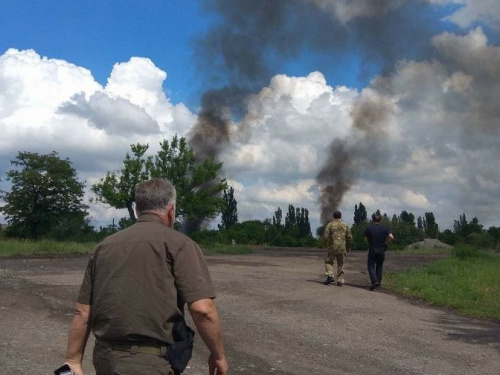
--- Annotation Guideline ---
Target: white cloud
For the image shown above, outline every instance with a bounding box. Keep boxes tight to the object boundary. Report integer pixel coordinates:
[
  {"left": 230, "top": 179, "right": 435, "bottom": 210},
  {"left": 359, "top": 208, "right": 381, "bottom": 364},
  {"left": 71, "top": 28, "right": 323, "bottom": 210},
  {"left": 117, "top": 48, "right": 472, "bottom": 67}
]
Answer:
[
  {"left": 0, "top": 49, "right": 196, "bottom": 226},
  {"left": 2, "top": 31, "right": 500, "bottom": 233}
]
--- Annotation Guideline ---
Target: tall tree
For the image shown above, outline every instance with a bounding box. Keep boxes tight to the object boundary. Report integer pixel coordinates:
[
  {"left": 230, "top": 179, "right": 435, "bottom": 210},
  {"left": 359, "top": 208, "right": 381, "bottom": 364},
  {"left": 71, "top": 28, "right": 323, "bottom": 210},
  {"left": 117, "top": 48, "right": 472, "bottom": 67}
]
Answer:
[
  {"left": 424, "top": 212, "right": 439, "bottom": 238},
  {"left": 353, "top": 202, "right": 367, "bottom": 226},
  {"left": 92, "top": 135, "right": 227, "bottom": 226},
  {"left": 219, "top": 186, "right": 238, "bottom": 229},
  {"left": 400, "top": 210, "right": 415, "bottom": 226},
  {"left": 1, "top": 151, "right": 87, "bottom": 240},
  {"left": 285, "top": 204, "right": 297, "bottom": 234},
  {"left": 273, "top": 207, "right": 283, "bottom": 230}
]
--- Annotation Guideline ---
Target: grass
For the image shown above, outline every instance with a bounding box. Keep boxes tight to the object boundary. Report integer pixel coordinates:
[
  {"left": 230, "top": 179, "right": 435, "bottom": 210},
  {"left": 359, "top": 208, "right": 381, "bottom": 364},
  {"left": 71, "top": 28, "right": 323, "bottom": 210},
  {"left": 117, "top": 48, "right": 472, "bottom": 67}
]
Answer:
[
  {"left": 385, "top": 245, "right": 500, "bottom": 320},
  {"left": 0, "top": 239, "right": 95, "bottom": 257},
  {"left": 0, "top": 239, "right": 253, "bottom": 257}
]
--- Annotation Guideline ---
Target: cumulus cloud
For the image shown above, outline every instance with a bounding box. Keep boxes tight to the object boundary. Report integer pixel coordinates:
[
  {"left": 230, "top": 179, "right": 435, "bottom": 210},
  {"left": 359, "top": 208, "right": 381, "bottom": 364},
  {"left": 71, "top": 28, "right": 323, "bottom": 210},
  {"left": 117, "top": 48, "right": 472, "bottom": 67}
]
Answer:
[{"left": 0, "top": 48, "right": 196, "bottom": 225}]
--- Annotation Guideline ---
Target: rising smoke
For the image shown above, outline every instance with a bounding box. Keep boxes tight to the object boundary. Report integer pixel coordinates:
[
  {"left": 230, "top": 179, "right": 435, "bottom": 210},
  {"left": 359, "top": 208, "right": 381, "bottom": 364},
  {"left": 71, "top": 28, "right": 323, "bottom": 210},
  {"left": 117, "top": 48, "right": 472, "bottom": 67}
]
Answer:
[{"left": 189, "top": 0, "right": 484, "bottom": 228}]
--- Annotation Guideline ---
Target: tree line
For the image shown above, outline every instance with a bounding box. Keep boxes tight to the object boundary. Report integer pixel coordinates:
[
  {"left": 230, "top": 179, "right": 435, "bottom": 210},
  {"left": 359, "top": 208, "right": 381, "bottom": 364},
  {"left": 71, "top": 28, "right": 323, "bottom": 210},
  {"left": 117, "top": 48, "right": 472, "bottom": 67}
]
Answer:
[{"left": 1, "top": 135, "right": 499, "bottom": 250}]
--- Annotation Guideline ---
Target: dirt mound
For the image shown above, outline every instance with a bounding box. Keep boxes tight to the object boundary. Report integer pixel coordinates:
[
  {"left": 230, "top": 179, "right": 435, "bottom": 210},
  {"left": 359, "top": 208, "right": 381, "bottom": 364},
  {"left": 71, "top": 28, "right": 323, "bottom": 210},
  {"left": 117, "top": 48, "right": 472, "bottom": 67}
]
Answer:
[{"left": 406, "top": 238, "right": 453, "bottom": 249}]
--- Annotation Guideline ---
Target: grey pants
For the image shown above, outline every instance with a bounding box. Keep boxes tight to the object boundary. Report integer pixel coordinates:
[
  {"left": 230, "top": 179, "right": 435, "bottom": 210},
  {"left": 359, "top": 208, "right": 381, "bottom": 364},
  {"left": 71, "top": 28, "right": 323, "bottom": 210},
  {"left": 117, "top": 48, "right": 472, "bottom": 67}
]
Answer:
[{"left": 93, "top": 342, "right": 174, "bottom": 375}]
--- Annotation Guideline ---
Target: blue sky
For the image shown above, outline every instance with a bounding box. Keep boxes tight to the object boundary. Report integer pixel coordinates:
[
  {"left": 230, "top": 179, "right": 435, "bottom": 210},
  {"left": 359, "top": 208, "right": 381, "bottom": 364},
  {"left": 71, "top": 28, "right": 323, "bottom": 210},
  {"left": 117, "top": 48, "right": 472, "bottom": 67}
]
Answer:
[
  {"left": 1, "top": 0, "right": 500, "bottom": 231},
  {"left": 0, "top": 1, "right": 210, "bottom": 106}
]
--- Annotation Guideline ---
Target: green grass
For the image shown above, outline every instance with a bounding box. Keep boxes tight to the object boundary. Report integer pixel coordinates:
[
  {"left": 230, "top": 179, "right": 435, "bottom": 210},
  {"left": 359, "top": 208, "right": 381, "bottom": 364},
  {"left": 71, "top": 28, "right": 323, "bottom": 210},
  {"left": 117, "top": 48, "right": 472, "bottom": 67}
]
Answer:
[
  {"left": 385, "top": 247, "right": 500, "bottom": 320},
  {"left": 201, "top": 243, "right": 253, "bottom": 255},
  {"left": 0, "top": 239, "right": 95, "bottom": 257}
]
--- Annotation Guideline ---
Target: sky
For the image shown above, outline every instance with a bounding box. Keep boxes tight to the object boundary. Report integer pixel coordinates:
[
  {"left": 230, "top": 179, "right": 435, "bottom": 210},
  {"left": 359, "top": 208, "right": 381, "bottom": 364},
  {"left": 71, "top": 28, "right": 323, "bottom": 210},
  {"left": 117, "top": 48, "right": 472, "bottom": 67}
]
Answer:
[{"left": 1, "top": 0, "right": 500, "bottom": 233}]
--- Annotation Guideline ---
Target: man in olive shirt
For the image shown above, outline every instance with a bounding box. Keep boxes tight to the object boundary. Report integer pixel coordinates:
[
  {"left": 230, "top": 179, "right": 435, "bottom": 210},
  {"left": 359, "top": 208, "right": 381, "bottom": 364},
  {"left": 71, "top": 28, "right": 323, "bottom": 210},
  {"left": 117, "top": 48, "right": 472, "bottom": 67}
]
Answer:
[
  {"left": 62, "top": 178, "right": 228, "bottom": 375},
  {"left": 322, "top": 210, "right": 353, "bottom": 286}
]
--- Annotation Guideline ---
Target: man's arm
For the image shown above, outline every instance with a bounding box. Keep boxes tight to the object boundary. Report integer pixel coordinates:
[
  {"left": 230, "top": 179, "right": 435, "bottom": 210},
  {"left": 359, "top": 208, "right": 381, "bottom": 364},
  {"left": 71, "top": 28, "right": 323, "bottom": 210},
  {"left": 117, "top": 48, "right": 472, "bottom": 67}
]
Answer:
[
  {"left": 64, "top": 303, "right": 92, "bottom": 375},
  {"left": 387, "top": 233, "right": 395, "bottom": 242},
  {"left": 188, "top": 298, "right": 228, "bottom": 375}
]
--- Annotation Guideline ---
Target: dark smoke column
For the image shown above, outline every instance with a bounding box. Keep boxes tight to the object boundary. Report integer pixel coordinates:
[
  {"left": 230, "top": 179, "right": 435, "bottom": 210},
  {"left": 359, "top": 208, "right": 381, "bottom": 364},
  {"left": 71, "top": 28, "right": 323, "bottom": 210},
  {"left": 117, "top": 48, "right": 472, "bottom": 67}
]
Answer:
[
  {"left": 317, "top": 92, "right": 394, "bottom": 225},
  {"left": 317, "top": 140, "right": 353, "bottom": 225}
]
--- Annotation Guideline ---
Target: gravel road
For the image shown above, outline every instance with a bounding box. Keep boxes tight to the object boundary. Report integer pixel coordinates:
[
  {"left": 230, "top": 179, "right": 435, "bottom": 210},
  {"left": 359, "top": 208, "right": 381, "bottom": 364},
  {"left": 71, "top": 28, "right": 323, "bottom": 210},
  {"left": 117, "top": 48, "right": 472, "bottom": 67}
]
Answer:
[{"left": 1, "top": 248, "right": 499, "bottom": 375}]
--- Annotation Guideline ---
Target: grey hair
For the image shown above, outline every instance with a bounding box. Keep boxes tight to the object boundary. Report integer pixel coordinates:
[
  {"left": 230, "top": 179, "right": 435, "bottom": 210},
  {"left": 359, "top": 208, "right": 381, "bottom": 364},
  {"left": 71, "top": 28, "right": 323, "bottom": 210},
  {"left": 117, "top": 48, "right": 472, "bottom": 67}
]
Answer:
[{"left": 135, "top": 178, "right": 176, "bottom": 216}]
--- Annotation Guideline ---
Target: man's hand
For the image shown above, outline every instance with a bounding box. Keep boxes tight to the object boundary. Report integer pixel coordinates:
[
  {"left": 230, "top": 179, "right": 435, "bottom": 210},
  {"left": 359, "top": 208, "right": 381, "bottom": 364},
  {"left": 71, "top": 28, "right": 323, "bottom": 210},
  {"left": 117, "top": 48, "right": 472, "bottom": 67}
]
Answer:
[
  {"left": 208, "top": 353, "right": 228, "bottom": 375},
  {"left": 64, "top": 361, "right": 83, "bottom": 375}
]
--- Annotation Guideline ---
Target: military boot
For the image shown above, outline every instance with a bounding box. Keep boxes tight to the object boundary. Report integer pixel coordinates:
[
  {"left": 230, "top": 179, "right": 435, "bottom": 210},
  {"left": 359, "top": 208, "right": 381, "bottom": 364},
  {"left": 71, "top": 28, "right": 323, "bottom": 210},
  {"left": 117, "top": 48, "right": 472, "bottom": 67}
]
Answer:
[{"left": 323, "top": 276, "right": 334, "bottom": 285}]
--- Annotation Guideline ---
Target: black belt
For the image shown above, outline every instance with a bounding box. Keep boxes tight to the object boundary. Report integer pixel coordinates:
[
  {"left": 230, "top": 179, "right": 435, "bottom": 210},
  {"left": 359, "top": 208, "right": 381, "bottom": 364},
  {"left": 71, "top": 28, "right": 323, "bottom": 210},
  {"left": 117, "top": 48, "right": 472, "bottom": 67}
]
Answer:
[{"left": 96, "top": 338, "right": 168, "bottom": 356}]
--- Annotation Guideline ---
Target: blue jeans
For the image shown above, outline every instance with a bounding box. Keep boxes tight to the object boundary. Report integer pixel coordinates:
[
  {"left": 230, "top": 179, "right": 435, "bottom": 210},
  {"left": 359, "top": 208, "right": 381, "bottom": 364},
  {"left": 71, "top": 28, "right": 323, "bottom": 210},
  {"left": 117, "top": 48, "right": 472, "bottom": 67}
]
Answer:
[{"left": 367, "top": 250, "right": 385, "bottom": 285}]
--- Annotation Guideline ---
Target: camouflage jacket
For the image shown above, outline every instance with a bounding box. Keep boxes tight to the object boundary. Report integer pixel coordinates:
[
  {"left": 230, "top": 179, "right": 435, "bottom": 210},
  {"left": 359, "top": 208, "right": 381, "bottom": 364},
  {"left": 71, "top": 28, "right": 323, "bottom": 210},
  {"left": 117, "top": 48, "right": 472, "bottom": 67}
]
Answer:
[{"left": 323, "top": 219, "right": 353, "bottom": 254}]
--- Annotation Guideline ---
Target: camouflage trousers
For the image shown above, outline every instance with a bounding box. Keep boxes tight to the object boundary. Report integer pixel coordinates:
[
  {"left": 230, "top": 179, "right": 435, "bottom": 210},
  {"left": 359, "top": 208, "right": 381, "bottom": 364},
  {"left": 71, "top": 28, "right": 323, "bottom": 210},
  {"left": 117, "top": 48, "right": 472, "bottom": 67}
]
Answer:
[{"left": 325, "top": 250, "right": 345, "bottom": 283}]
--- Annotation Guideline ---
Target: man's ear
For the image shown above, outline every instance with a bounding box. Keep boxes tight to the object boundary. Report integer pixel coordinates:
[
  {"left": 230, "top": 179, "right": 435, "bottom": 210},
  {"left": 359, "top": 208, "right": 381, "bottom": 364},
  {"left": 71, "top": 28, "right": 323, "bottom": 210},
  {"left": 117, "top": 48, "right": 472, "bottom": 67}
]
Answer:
[{"left": 167, "top": 203, "right": 176, "bottom": 227}]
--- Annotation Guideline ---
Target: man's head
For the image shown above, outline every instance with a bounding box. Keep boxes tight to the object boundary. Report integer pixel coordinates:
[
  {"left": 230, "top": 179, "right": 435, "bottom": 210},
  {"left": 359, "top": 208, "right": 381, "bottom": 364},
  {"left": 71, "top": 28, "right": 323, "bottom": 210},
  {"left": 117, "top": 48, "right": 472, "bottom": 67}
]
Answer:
[
  {"left": 135, "top": 179, "right": 177, "bottom": 227},
  {"left": 372, "top": 213, "right": 382, "bottom": 223},
  {"left": 333, "top": 211, "right": 342, "bottom": 219}
]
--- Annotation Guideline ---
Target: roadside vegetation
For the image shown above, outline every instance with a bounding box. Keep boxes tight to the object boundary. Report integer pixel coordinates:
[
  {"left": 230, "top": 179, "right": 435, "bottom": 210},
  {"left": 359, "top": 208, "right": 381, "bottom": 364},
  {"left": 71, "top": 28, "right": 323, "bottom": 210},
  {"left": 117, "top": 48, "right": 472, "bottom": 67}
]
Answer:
[
  {"left": 0, "top": 238, "right": 251, "bottom": 257},
  {"left": 385, "top": 244, "right": 500, "bottom": 320},
  {"left": 0, "top": 239, "right": 94, "bottom": 257}
]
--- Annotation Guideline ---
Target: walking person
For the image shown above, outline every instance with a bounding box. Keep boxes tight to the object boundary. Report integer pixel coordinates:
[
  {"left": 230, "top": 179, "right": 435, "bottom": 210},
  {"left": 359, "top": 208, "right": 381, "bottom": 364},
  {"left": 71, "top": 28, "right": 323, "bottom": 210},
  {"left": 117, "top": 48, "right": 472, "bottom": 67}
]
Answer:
[
  {"left": 322, "top": 210, "right": 353, "bottom": 286},
  {"left": 364, "top": 213, "right": 394, "bottom": 290},
  {"left": 60, "top": 178, "right": 228, "bottom": 375}
]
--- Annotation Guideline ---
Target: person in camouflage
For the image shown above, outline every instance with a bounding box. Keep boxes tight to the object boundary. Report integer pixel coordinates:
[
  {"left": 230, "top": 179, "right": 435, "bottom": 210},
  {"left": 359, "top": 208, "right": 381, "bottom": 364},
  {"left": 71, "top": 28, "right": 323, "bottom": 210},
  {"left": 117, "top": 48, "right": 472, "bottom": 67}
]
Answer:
[{"left": 322, "top": 211, "right": 353, "bottom": 286}]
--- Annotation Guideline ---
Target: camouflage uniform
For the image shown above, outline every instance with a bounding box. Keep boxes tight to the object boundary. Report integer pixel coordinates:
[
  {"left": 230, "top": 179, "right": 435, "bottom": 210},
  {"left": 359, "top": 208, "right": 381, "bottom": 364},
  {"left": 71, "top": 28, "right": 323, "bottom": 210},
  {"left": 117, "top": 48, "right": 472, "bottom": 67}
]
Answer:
[{"left": 323, "top": 219, "right": 353, "bottom": 284}]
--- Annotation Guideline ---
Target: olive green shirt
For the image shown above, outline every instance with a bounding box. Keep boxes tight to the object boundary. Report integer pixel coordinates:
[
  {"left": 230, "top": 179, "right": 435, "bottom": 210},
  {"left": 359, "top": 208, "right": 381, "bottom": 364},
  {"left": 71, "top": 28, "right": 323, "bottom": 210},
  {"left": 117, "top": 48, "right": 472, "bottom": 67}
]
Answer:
[
  {"left": 323, "top": 219, "right": 353, "bottom": 254},
  {"left": 78, "top": 214, "right": 215, "bottom": 344}
]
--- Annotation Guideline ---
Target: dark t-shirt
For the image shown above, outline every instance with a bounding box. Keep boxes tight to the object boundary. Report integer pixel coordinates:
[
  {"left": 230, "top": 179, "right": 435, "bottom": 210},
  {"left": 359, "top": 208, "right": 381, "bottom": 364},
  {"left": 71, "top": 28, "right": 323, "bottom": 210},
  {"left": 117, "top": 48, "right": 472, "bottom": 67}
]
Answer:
[
  {"left": 364, "top": 223, "right": 390, "bottom": 252},
  {"left": 78, "top": 214, "right": 215, "bottom": 344}
]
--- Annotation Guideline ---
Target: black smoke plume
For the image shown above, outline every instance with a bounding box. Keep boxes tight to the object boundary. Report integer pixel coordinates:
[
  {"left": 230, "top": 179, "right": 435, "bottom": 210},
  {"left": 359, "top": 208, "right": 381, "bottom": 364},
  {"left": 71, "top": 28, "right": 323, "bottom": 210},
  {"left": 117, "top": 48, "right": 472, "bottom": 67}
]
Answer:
[{"left": 189, "top": 0, "right": 439, "bottom": 228}]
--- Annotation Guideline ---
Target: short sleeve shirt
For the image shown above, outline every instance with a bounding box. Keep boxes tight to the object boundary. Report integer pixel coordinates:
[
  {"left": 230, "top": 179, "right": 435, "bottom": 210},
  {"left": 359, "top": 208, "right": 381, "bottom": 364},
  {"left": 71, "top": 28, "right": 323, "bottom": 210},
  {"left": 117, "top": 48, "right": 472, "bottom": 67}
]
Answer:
[
  {"left": 78, "top": 214, "right": 215, "bottom": 344},
  {"left": 364, "top": 223, "right": 390, "bottom": 252}
]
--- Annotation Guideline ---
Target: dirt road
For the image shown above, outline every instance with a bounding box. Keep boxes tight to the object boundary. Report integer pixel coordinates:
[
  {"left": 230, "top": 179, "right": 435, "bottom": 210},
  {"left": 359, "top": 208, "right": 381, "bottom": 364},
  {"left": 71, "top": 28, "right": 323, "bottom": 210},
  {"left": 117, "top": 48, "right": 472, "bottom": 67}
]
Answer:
[{"left": 1, "top": 249, "right": 499, "bottom": 375}]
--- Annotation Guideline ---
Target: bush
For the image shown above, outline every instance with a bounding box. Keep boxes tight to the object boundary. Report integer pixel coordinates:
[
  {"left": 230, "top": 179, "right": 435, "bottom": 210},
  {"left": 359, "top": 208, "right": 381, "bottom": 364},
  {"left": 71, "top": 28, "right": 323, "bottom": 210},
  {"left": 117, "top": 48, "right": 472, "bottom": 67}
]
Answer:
[{"left": 452, "top": 243, "right": 480, "bottom": 259}]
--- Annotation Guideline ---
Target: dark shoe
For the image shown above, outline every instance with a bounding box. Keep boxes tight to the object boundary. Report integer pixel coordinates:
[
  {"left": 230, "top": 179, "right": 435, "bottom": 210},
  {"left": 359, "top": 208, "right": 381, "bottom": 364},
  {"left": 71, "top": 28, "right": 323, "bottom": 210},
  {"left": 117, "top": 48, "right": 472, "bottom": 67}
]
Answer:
[
  {"left": 369, "top": 283, "right": 380, "bottom": 291},
  {"left": 323, "top": 276, "right": 334, "bottom": 285},
  {"left": 336, "top": 282, "right": 343, "bottom": 287}
]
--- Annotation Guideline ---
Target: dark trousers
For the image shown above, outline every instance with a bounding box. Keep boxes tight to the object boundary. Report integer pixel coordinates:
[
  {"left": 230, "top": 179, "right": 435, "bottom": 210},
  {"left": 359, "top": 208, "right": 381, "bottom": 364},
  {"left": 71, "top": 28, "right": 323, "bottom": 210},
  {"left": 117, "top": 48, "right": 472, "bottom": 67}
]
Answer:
[{"left": 367, "top": 251, "right": 385, "bottom": 286}]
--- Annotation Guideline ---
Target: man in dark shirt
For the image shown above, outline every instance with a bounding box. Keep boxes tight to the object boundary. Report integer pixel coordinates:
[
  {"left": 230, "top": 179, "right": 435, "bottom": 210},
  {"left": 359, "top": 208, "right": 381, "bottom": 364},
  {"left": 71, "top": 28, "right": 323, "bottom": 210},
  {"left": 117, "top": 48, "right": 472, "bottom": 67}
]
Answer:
[
  {"left": 62, "top": 178, "right": 228, "bottom": 375},
  {"left": 364, "top": 213, "right": 394, "bottom": 290}
]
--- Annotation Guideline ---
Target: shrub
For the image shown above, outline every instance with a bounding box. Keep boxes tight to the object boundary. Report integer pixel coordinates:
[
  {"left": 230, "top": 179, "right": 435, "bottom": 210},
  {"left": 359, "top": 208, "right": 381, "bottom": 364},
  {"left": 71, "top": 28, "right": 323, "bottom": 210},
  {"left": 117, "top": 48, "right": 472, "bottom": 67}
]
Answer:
[{"left": 452, "top": 243, "right": 480, "bottom": 259}]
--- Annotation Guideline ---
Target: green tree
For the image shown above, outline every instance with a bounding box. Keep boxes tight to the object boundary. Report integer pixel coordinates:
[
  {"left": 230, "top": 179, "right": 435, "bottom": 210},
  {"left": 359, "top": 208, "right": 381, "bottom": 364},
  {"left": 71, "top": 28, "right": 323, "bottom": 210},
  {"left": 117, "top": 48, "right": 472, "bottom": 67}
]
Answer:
[
  {"left": 353, "top": 202, "right": 367, "bottom": 226},
  {"left": 92, "top": 135, "right": 227, "bottom": 227},
  {"left": 91, "top": 143, "right": 150, "bottom": 221},
  {"left": 400, "top": 210, "right": 415, "bottom": 226},
  {"left": 219, "top": 186, "right": 238, "bottom": 229},
  {"left": 1, "top": 151, "right": 88, "bottom": 240},
  {"left": 424, "top": 212, "right": 439, "bottom": 238},
  {"left": 284, "top": 204, "right": 296, "bottom": 234},
  {"left": 273, "top": 207, "right": 283, "bottom": 230}
]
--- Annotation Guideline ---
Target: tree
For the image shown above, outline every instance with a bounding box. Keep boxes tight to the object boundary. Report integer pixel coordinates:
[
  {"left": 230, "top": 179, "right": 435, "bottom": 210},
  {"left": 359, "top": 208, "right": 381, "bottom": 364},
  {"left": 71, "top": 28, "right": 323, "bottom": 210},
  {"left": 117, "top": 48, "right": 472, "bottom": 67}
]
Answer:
[
  {"left": 424, "top": 212, "right": 438, "bottom": 238},
  {"left": 453, "top": 213, "right": 482, "bottom": 239},
  {"left": 400, "top": 210, "right": 415, "bottom": 226},
  {"left": 273, "top": 207, "right": 283, "bottom": 229},
  {"left": 1, "top": 151, "right": 88, "bottom": 240},
  {"left": 219, "top": 186, "right": 238, "bottom": 229},
  {"left": 91, "top": 144, "right": 150, "bottom": 220},
  {"left": 353, "top": 202, "right": 368, "bottom": 226},
  {"left": 284, "top": 204, "right": 297, "bottom": 235},
  {"left": 92, "top": 135, "right": 227, "bottom": 228}
]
